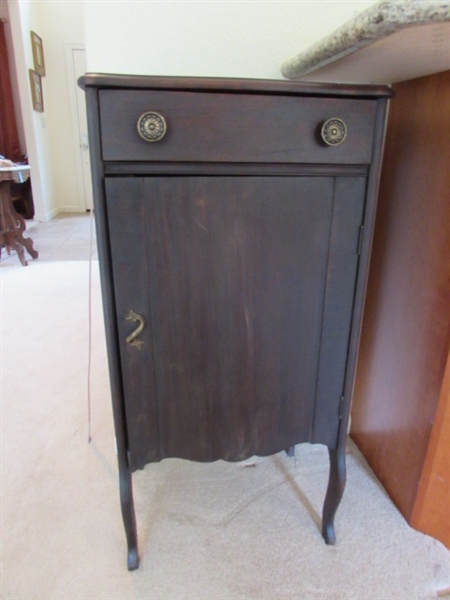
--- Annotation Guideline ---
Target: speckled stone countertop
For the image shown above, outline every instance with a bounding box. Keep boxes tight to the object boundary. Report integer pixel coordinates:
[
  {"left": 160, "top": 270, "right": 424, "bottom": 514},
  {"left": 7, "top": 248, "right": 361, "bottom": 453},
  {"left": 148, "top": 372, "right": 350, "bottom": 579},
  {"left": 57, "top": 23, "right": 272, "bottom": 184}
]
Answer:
[{"left": 282, "top": 0, "right": 450, "bottom": 80}]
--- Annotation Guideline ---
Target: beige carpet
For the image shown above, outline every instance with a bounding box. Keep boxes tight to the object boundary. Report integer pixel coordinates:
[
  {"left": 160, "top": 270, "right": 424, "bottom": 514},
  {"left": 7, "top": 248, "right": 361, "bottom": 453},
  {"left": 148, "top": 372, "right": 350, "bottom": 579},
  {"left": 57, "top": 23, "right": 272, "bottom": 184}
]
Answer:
[{"left": 1, "top": 259, "right": 449, "bottom": 600}]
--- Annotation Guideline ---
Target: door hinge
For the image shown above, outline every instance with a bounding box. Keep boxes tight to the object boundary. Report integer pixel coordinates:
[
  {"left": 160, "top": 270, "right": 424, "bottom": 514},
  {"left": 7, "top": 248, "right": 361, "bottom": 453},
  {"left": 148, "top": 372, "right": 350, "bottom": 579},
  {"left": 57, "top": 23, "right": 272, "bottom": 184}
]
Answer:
[
  {"left": 357, "top": 225, "right": 365, "bottom": 256},
  {"left": 338, "top": 395, "right": 345, "bottom": 420}
]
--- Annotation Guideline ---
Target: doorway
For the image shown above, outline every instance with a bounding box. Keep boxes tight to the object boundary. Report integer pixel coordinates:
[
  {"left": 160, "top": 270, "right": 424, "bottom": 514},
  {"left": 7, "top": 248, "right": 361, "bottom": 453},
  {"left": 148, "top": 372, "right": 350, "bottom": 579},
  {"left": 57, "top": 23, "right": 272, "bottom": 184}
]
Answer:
[{"left": 66, "top": 45, "right": 93, "bottom": 211}]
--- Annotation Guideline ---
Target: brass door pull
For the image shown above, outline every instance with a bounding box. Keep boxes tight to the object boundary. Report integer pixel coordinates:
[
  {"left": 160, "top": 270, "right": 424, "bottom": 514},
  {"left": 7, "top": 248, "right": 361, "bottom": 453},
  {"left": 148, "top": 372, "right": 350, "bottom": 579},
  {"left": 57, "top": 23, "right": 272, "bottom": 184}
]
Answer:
[{"left": 126, "top": 310, "right": 145, "bottom": 350}]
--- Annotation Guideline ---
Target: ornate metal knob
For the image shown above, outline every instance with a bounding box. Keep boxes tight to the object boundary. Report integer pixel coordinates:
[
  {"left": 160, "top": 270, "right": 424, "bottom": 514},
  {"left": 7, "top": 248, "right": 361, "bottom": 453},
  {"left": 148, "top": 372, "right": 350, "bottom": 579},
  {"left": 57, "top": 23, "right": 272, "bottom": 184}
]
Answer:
[
  {"left": 321, "top": 118, "right": 347, "bottom": 146},
  {"left": 137, "top": 111, "right": 167, "bottom": 142}
]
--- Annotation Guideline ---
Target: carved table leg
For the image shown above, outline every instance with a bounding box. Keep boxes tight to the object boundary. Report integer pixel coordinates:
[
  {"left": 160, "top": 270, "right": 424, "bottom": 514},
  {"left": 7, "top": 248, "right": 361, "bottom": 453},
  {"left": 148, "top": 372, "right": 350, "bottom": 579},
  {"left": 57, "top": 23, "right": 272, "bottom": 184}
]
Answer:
[
  {"left": 0, "top": 181, "right": 38, "bottom": 266},
  {"left": 15, "top": 211, "right": 38, "bottom": 260},
  {"left": 7, "top": 236, "right": 28, "bottom": 266},
  {"left": 322, "top": 445, "right": 346, "bottom": 545},
  {"left": 118, "top": 466, "right": 139, "bottom": 570}
]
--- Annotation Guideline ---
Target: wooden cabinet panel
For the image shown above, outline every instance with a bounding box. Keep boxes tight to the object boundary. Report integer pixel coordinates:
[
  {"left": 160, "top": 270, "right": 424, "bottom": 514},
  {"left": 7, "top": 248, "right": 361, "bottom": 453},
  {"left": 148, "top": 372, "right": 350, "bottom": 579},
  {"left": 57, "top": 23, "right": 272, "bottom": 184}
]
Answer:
[
  {"left": 411, "top": 351, "right": 450, "bottom": 548},
  {"left": 107, "top": 176, "right": 365, "bottom": 468},
  {"left": 313, "top": 177, "right": 365, "bottom": 445},
  {"left": 351, "top": 70, "right": 450, "bottom": 548},
  {"left": 105, "top": 177, "right": 161, "bottom": 465}
]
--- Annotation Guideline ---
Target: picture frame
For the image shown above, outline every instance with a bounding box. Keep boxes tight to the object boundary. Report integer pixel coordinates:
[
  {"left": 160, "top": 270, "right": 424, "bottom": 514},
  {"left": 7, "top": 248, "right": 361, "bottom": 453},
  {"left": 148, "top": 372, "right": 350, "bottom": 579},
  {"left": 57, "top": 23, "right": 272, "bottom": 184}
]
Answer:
[
  {"left": 29, "top": 70, "right": 44, "bottom": 113},
  {"left": 30, "top": 31, "right": 45, "bottom": 76}
]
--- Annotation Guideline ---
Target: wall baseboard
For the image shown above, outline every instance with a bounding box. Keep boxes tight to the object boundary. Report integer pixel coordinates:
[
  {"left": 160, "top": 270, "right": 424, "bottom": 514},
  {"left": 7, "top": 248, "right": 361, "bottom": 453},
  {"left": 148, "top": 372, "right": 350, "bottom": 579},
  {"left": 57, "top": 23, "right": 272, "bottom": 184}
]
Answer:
[{"left": 33, "top": 206, "right": 60, "bottom": 223}]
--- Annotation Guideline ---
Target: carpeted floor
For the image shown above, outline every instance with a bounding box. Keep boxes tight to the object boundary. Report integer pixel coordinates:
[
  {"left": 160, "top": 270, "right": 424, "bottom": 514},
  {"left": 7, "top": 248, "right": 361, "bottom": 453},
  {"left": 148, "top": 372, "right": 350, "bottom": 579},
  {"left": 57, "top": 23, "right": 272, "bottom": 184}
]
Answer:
[{"left": 1, "top": 259, "right": 449, "bottom": 600}]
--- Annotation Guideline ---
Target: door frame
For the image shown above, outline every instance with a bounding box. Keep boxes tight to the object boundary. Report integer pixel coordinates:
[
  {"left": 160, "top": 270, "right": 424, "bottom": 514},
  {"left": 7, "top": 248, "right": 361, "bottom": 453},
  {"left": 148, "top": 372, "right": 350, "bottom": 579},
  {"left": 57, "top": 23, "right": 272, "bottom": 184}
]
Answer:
[{"left": 65, "top": 43, "right": 92, "bottom": 211}]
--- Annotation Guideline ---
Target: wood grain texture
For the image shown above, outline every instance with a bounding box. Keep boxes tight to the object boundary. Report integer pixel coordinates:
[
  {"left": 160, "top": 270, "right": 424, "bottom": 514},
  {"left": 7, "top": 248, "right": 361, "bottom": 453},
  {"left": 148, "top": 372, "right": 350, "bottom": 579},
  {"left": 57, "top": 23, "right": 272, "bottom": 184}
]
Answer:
[
  {"left": 411, "top": 350, "right": 450, "bottom": 548},
  {"left": 79, "top": 72, "right": 393, "bottom": 99},
  {"left": 99, "top": 90, "right": 377, "bottom": 164},
  {"left": 351, "top": 71, "right": 450, "bottom": 523},
  {"left": 80, "top": 74, "right": 391, "bottom": 565},
  {"left": 106, "top": 177, "right": 161, "bottom": 469},
  {"left": 148, "top": 176, "right": 332, "bottom": 461},
  {"left": 85, "top": 88, "right": 140, "bottom": 568},
  {"left": 106, "top": 176, "right": 366, "bottom": 466},
  {"left": 104, "top": 162, "right": 369, "bottom": 178},
  {"left": 312, "top": 177, "right": 365, "bottom": 447}
]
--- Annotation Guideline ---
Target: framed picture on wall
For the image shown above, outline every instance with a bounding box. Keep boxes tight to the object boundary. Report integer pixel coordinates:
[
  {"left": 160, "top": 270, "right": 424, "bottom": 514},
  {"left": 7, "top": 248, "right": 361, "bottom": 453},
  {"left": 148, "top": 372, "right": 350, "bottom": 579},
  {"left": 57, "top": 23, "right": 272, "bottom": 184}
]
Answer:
[
  {"left": 30, "top": 31, "right": 45, "bottom": 76},
  {"left": 29, "top": 70, "right": 44, "bottom": 112}
]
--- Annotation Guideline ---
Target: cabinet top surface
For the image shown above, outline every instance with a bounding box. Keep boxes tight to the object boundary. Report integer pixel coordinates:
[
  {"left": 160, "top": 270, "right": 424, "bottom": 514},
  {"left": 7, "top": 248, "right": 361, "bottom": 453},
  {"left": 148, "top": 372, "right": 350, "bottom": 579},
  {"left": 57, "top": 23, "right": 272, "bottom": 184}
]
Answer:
[{"left": 78, "top": 73, "right": 393, "bottom": 99}]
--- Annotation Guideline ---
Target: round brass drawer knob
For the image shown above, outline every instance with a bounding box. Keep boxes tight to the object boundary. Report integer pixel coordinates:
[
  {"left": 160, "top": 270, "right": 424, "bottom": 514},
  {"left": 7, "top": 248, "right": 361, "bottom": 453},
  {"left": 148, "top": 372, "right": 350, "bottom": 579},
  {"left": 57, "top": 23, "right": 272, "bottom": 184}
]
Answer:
[
  {"left": 137, "top": 111, "right": 167, "bottom": 142},
  {"left": 321, "top": 118, "right": 347, "bottom": 146}
]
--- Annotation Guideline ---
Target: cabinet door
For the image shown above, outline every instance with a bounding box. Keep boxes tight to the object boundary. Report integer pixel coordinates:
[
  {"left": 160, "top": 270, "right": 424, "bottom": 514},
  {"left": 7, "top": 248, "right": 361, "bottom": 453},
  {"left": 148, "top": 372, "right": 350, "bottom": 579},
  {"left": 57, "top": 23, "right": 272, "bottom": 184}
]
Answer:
[{"left": 106, "top": 176, "right": 365, "bottom": 469}]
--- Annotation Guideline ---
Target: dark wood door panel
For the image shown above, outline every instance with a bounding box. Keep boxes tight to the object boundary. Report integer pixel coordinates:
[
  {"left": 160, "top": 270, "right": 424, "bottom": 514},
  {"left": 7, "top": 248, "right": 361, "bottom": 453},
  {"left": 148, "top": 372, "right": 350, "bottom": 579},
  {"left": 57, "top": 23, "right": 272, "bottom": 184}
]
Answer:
[
  {"left": 312, "top": 177, "right": 366, "bottom": 447},
  {"left": 143, "top": 177, "right": 334, "bottom": 462},
  {"left": 105, "top": 177, "right": 160, "bottom": 469},
  {"left": 106, "top": 175, "right": 365, "bottom": 467}
]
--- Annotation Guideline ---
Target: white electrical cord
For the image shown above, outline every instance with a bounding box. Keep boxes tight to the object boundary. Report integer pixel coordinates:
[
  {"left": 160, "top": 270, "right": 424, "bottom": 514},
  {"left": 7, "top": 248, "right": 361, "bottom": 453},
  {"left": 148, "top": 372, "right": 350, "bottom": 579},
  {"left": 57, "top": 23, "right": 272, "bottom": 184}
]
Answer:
[{"left": 87, "top": 207, "right": 95, "bottom": 443}]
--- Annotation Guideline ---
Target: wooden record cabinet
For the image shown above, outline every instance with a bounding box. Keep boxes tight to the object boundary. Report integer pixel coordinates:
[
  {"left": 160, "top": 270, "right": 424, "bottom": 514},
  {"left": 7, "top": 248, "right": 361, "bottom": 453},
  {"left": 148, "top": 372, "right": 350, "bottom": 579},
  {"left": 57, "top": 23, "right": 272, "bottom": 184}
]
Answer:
[{"left": 79, "top": 74, "right": 391, "bottom": 569}]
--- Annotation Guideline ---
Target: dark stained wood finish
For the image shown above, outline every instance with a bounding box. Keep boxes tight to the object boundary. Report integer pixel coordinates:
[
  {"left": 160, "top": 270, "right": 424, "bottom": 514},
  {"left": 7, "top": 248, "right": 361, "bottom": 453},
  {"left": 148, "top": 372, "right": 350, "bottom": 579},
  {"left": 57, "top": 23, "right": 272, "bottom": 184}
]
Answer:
[
  {"left": 105, "top": 177, "right": 160, "bottom": 469},
  {"left": 312, "top": 177, "right": 365, "bottom": 447},
  {"left": 79, "top": 72, "right": 393, "bottom": 99},
  {"left": 84, "top": 87, "right": 139, "bottom": 570},
  {"left": 106, "top": 176, "right": 365, "bottom": 468},
  {"left": 351, "top": 71, "right": 450, "bottom": 535},
  {"left": 100, "top": 90, "right": 377, "bottom": 164},
  {"left": 146, "top": 176, "right": 331, "bottom": 462},
  {"left": 104, "top": 162, "right": 369, "bottom": 177},
  {"left": 80, "top": 73, "right": 391, "bottom": 568},
  {"left": 322, "top": 446, "right": 346, "bottom": 545}
]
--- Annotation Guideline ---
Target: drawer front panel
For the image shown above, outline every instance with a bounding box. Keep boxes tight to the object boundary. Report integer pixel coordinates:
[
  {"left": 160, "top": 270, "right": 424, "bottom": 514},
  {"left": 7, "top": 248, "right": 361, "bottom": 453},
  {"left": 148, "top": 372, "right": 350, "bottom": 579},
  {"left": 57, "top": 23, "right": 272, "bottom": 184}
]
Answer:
[{"left": 99, "top": 90, "right": 377, "bottom": 164}]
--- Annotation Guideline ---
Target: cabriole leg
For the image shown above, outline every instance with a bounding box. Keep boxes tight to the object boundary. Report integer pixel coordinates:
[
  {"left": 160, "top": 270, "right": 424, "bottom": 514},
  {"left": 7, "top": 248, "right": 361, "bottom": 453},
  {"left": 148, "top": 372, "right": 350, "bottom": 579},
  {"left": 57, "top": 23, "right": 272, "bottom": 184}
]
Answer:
[
  {"left": 285, "top": 445, "right": 296, "bottom": 458},
  {"left": 118, "top": 467, "right": 139, "bottom": 570},
  {"left": 322, "top": 445, "right": 346, "bottom": 545}
]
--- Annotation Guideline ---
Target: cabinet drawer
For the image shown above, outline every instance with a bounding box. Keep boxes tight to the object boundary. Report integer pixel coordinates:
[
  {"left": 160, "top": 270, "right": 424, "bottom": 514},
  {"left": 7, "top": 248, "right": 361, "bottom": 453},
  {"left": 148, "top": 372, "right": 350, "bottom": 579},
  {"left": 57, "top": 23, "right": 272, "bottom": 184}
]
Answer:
[{"left": 99, "top": 90, "right": 377, "bottom": 164}]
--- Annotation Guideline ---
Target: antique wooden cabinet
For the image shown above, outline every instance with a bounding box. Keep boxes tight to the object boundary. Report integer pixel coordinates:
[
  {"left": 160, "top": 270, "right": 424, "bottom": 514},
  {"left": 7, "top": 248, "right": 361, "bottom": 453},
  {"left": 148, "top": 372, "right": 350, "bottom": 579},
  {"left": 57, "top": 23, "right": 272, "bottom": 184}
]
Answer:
[{"left": 79, "top": 74, "right": 391, "bottom": 569}]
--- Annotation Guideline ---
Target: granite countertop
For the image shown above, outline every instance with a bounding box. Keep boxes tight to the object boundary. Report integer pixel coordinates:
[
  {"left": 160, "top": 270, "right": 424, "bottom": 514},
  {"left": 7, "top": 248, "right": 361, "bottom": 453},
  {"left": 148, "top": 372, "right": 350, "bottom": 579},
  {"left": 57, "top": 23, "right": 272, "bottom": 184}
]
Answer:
[{"left": 282, "top": 0, "right": 450, "bottom": 83}]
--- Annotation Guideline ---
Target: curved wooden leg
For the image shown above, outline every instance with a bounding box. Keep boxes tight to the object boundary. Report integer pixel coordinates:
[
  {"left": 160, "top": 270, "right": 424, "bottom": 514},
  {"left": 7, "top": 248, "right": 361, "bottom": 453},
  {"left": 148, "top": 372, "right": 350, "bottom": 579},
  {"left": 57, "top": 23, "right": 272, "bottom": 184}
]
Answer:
[
  {"left": 14, "top": 212, "right": 38, "bottom": 260},
  {"left": 118, "top": 467, "right": 139, "bottom": 570},
  {"left": 322, "top": 445, "right": 346, "bottom": 545},
  {"left": 285, "top": 445, "right": 296, "bottom": 458},
  {"left": 20, "top": 234, "right": 38, "bottom": 260},
  {"left": 10, "top": 239, "right": 28, "bottom": 266}
]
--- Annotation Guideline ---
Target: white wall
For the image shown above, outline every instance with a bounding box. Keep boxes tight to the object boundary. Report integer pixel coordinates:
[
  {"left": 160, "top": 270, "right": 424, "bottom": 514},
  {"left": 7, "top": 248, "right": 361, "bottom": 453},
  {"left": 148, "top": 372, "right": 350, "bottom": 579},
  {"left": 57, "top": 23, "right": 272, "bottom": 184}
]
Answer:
[
  {"left": 83, "top": 0, "right": 376, "bottom": 78},
  {"left": 37, "top": 1, "right": 85, "bottom": 214},
  {"left": 7, "top": 0, "right": 85, "bottom": 220},
  {"left": 8, "top": 0, "right": 57, "bottom": 222},
  {"left": 7, "top": 0, "right": 378, "bottom": 221}
]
